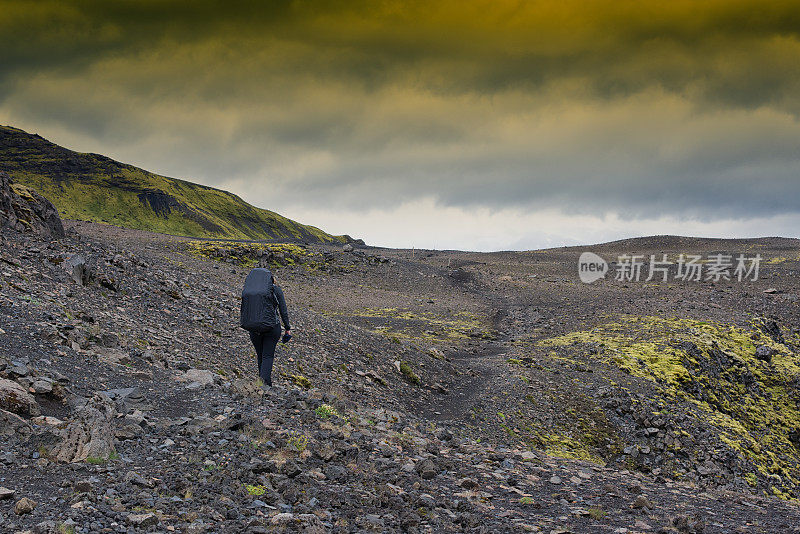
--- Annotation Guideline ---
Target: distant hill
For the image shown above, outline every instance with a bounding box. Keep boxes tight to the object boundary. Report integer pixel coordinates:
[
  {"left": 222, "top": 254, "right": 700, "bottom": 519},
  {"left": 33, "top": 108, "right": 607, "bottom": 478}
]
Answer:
[{"left": 0, "top": 125, "right": 354, "bottom": 244}]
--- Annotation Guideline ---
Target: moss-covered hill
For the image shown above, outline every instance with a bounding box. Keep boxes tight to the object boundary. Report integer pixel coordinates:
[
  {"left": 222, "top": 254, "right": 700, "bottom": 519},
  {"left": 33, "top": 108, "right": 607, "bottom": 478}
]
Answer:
[{"left": 0, "top": 125, "right": 352, "bottom": 243}]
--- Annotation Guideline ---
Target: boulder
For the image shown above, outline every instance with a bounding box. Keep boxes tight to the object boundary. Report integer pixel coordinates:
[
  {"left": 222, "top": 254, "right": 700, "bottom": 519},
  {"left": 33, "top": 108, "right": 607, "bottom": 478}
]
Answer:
[
  {"left": 181, "top": 369, "right": 216, "bottom": 388},
  {"left": 755, "top": 345, "right": 775, "bottom": 363},
  {"left": 415, "top": 458, "right": 438, "bottom": 479},
  {"left": 0, "top": 409, "right": 33, "bottom": 438},
  {"left": 0, "top": 378, "right": 40, "bottom": 416},
  {"left": 758, "top": 319, "right": 784, "bottom": 343},
  {"left": 0, "top": 171, "right": 64, "bottom": 238},
  {"left": 49, "top": 395, "right": 116, "bottom": 463},
  {"left": 31, "top": 379, "right": 53, "bottom": 395},
  {"left": 14, "top": 497, "right": 36, "bottom": 515},
  {"left": 64, "top": 254, "right": 91, "bottom": 286}
]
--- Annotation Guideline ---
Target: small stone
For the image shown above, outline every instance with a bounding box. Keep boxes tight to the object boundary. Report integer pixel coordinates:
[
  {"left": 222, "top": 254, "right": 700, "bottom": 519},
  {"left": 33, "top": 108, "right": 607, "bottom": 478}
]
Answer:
[
  {"left": 31, "top": 415, "right": 63, "bottom": 426},
  {"left": 673, "top": 515, "right": 690, "bottom": 530},
  {"left": 755, "top": 345, "right": 774, "bottom": 362},
  {"left": 271, "top": 512, "right": 294, "bottom": 525},
  {"left": 34, "top": 520, "right": 59, "bottom": 533},
  {"left": 458, "top": 477, "right": 479, "bottom": 489},
  {"left": 73, "top": 480, "right": 94, "bottom": 493},
  {"left": 0, "top": 487, "right": 15, "bottom": 500},
  {"left": 631, "top": 495, "right": 653, "bottom": 509},
  {"left": 125, "top": 471, "right": 155, "bottom": 488},
  {"left": 415, "top": 458, "right": 438, "bottom": 479},
  {"left": 181, "top": 369, "right": 216, "bottom": 387},
  {"left": 549, "top": 475, "right": 562, "bottom": 484},
  {"left": 281, "top": 460, "right": 302, "bottom": 478},
  {"left": 365, "top": 514, "right": 384, "bottom": 527},
  {"left": 100, "top": 332, "right": 120, "bottom": 348},
  {"left": 31, "top": 380, "right": 53, "bottom": 395},
  {"left": 14, "top": 497, "right": 36, "bottom": 515},
  {"left": 127, "top": 513, "right": 159, "bottom": 527}
]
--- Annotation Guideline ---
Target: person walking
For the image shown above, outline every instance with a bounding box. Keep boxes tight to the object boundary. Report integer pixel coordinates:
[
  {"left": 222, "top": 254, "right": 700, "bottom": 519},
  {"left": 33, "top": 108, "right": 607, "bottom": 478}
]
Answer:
[{"left": 240, "top": 268, "right": 291, "bottom": 388}]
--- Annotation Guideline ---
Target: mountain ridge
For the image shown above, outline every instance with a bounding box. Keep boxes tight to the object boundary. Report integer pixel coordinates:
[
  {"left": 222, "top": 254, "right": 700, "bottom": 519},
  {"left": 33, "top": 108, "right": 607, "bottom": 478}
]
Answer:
[{"left": 0, "top": 125, "right": 355, "bottom": 244}]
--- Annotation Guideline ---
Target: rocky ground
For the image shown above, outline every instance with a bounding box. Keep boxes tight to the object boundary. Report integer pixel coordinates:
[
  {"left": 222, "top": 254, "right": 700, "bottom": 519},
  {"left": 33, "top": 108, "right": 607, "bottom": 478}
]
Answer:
[{"left": 2, "top": 176, "right": 800, "bottom": 532}]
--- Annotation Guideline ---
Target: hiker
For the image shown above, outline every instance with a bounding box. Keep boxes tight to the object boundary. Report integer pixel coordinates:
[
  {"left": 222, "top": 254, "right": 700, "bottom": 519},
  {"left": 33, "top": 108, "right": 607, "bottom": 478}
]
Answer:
[{"left": 240, "top": 268, "right": 291, "bottom": 388}]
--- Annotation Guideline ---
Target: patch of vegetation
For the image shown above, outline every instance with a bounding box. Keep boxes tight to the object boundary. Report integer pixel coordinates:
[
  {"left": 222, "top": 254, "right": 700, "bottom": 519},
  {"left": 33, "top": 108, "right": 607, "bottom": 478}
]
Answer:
[
  {"left": 539, "top": 315, "right": 800, "bottom": 497},
  {"left": 766, "top": 254, "right": 800, "bottom": 264},
  {"left": 533, "top": 430, "right": 607, "bottom": 465},
  {"left": 286, "top": 431, "right": 309, "bottom": 452},
  {"left": 497, "top": 391, "right": 620, "bottom": 467},
  {"left": 588, "top": 507, "right": 607, "bottom": 520},
  {"left": 340, "top": 307, "right": 491, "bottom": 342},
  {"left": 284, "top": 373, "right": 312, "bottom": 389},
  {"left": 315, "top": 403, "right": 339, "bottom": 419},
  {"left": 186, "top": 240, "right": 319, "bottom": 268},
  {"left": 245, "top": 484, "right": 267, "bottom": 496},
  {"left": 399, "top": 361, "right": 421, "bottom": 385},
  {"left": 85, "top": 451, "right": 120, "bottom": 465},
  {"left": 242, "top": 421, "right": 274, "bottom": 449}
]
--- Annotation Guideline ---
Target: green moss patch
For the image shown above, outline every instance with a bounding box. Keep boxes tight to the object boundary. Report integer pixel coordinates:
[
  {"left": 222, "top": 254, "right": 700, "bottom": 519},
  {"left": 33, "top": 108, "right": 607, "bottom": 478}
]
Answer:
[
  {"left": 186, "top": 240, "right": 316, "bottom": 268},
  {"left": 539, "top": 315, "right": 800, "bottom": 497},
  {"left": 343, "top": 307, "right": 491, "bottom": 342}
]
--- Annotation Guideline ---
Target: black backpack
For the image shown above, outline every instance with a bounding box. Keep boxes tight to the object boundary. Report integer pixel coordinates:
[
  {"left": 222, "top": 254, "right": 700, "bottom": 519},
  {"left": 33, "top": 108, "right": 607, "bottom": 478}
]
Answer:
[{"left": 240, "top": 268, "right": 279, "bottom": 332}]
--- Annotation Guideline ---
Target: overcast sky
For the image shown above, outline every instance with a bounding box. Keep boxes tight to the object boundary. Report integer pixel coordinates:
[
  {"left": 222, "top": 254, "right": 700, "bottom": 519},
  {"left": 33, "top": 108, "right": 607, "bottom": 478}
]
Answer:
[{"left": 2, "top": 0, "right": 799, "bottom": 250}]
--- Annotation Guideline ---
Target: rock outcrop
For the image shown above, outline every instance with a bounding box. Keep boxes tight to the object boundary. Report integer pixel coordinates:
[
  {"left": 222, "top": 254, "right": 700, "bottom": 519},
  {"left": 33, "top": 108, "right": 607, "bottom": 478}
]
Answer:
[
  {"left": 0, "top": 171, "right": 64, "bottom": 237},
  {"left": 49, "top": 395, "right": 116, "bottom": 463},
  {"left": 0, "top": 378, "right": 40, "bottom": 416}
]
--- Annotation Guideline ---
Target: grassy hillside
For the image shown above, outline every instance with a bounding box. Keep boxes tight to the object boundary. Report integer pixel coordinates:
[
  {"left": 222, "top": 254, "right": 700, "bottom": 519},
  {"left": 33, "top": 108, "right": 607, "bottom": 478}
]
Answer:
[{"left": 0, "top": 125, "right": 352, "bottom": 243}]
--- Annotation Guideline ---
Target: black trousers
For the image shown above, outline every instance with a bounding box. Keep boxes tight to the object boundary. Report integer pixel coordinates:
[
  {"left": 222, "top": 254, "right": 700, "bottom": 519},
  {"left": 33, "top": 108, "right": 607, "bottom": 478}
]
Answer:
[{"left": 249, "top": 327, "right": 282, "bottom": 386}]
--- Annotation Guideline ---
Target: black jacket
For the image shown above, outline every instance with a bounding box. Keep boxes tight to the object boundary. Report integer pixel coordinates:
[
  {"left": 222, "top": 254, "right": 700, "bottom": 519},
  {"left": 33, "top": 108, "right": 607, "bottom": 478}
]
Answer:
[{"left": 274, "top": 285, "right": 291, "bottom": 331}]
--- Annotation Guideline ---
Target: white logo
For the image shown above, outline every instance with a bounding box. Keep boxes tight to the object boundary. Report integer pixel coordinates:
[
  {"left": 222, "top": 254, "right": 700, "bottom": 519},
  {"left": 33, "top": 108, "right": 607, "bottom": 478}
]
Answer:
[{"left": 578, "top": 252, "right": 608, "bottom": 283}]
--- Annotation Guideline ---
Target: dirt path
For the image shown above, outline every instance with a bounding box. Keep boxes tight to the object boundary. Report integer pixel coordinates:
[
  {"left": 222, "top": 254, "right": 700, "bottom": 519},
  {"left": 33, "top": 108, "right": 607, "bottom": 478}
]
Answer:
[
  {"left": 418, "top": 340, "right": 508, "bottom": 421},
  {"left": 417, "top": 298, "right": 515, "bottom": 422}
]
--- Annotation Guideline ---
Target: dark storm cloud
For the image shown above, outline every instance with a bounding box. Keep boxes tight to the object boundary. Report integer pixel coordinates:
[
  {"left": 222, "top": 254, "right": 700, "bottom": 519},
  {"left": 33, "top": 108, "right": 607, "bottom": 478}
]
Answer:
[
  {"left": 4, "top": 0, "right": 800, "bottom": 103},
  {"left": 1, "top": 0, "right": 800, "bottom": 225}
]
